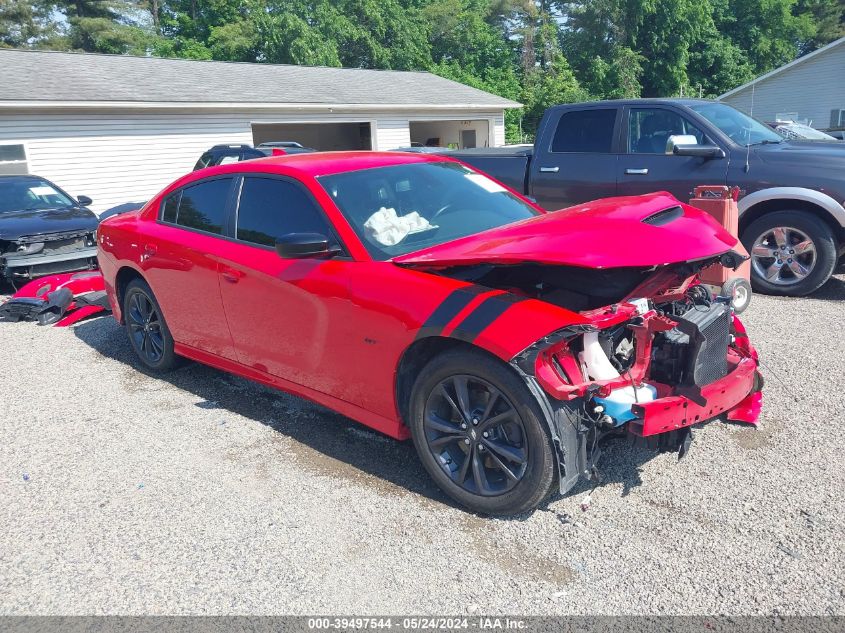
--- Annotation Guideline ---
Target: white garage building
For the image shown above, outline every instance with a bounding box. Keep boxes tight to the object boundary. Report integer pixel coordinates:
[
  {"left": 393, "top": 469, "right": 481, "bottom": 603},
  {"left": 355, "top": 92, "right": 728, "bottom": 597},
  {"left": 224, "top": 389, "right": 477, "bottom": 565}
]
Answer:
[{"left": 0, "top": 49, "right": 519, "bottom": 213}]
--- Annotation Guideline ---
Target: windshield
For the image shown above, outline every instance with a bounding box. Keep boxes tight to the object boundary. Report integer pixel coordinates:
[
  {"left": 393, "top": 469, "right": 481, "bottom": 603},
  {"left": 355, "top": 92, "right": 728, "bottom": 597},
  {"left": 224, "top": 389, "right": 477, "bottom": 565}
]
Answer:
[
  {"left": 318, "top": 162, "right": 541, "bottom": 259},
  {"left": 0, "top": 177, "right": 76, "bottom": 214},
  {"left": 689, "top": 102, "right": 784, "bottom": 146}
]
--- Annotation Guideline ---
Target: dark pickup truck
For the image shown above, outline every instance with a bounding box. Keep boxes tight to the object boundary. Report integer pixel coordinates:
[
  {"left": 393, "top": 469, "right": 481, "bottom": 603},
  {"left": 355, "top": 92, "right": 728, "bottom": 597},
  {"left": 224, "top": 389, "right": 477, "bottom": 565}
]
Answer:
[{"left": 450, "top": 99, "right": 845, "bottom": 296}]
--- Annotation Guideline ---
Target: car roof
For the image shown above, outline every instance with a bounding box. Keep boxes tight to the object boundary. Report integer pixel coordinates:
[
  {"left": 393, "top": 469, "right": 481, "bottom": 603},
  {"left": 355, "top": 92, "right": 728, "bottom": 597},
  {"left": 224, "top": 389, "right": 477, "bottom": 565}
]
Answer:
[
  {"left": 0, "top": 174, "right": 52, "bottom": 183},
  {"left": 236, "top": 150, "right": 451, "bottom": 177},
  {"left": 554, "top": 98, "right": 714, "bottom": 108}
]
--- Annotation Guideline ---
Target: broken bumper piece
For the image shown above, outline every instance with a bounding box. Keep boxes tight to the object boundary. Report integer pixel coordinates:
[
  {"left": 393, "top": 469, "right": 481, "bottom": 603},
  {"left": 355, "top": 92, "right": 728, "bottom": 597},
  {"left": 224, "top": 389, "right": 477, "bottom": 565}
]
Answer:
[
  {"left": 0, "top": 271, "right": 110, "bottom": 326},
  {"left": 628, "top": 356, "right": 762, "bottom": 437}
]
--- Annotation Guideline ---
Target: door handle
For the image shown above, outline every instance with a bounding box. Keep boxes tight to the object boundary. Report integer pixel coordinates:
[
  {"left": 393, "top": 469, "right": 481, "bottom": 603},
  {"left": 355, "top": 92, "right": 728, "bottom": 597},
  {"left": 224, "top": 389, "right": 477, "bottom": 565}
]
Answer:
[
  {"left": 625, "top": 168, "right": 649, "bottom": 175},
  {"left": 539, "top": 166, "right": 560, "bottom": 173},
  {"left": 221, "top": 268, "right": 244, "bottom": 283}
]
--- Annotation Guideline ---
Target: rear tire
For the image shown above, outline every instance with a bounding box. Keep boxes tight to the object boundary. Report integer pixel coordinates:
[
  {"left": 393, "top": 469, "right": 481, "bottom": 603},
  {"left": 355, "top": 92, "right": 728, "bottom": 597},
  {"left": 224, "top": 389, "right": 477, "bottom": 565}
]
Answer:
[
  {"left": 741, "top": 210, "right": 837, "bottom": 296},
  {"left": 123, "top": 278, "right": 179, "bottom": 372},
  {"left": 408, "top": 348, "right": 556, "bottom": 516}
]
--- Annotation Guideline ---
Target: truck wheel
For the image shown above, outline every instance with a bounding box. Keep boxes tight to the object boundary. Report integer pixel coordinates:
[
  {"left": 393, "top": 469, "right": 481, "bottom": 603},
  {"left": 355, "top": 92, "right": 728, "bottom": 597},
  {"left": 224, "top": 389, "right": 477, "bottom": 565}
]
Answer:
[
  {"left": 408, "top": 348, "right": 556, "bottom": 516},
  {"left": 722, "top": 278, "right": 752, "bottom": 314},
  {"left": 123, "top": 278, "right": 179, "bottom": 372},
  {"left": 741, "top": 210, "right": 837, "bottom": 296}
]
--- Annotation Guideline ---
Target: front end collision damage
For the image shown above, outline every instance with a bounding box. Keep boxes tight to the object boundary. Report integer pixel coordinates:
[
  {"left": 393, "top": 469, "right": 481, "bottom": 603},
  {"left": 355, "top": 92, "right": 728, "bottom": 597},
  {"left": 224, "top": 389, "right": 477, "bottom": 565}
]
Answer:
[
  {"left": 0, "top": 271, "right": 111, "bottom": 326},
  {"left": 0, "top": 230, "right": 98, "bottom": 281},
  {"left": 504, "top": 263, "right": 763, "bottom": 495}
]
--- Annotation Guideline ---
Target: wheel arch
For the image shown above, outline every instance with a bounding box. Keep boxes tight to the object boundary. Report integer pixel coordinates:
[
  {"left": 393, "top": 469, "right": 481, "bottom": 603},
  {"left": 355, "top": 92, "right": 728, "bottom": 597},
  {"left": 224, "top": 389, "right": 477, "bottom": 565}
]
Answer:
[
  {"left": 395, "top": 333, "right": 581, "bottom": 498},
  {"left": 394, "top": 336, "right": 508, "bottom": 428},
  {"left": 738, "top": 189, "right": 845, "bottom": 246},
  {"left": 114, "top": 266, "right": 146, "bottom": 323}
]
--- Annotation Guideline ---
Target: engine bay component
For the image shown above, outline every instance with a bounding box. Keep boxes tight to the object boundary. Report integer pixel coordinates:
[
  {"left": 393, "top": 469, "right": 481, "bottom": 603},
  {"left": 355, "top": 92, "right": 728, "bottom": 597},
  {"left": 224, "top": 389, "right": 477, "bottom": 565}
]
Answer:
[{"left": 650, "top": 302, "right": 731, "bottom": 388}]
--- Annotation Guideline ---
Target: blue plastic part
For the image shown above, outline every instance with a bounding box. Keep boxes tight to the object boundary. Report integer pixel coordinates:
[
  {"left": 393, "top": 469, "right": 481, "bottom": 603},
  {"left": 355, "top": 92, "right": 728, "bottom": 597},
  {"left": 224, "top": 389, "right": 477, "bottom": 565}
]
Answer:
[{"left": 594, "top": 385, "right": 658, "bottom": 426}]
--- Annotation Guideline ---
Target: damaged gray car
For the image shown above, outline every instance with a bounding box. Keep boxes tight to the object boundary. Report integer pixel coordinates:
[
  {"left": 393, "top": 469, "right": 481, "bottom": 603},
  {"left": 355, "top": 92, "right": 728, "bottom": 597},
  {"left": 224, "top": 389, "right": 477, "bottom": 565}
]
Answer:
[{"left": 0, "top": 175, "right": 99, "bottom": 282}]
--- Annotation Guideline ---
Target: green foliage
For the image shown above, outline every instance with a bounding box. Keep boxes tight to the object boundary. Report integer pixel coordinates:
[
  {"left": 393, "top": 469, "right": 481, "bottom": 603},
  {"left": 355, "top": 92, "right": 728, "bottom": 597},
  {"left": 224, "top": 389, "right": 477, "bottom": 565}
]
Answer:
[
  {"left": 0, "top": 0, "right": 50, "bottom": 48},
  {"left": 794, "top": 0, "right": 845, "bottom": 54},
  {"left": 1, "top": 0, "right": 842, "bottom": 138}
]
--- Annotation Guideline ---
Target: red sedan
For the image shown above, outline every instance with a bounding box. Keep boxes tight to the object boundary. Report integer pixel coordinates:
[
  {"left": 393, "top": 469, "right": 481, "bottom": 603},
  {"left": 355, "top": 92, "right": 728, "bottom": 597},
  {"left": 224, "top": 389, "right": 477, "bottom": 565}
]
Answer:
[{"left": 97, "top": 152, "right": 762, "bottom": 515}]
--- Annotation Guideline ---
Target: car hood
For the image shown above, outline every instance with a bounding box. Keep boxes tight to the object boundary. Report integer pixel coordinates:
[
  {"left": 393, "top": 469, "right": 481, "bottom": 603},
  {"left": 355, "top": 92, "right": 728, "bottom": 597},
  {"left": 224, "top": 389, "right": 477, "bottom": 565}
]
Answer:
[
  {"left": 754, "top": 140, "right": 845, "bottom": 167},
  {"left": 393, "top": 192, "right": 738, "bottom": 269},
  {"left": 0, "top": 207, "right": 99, "bottom": 241}
]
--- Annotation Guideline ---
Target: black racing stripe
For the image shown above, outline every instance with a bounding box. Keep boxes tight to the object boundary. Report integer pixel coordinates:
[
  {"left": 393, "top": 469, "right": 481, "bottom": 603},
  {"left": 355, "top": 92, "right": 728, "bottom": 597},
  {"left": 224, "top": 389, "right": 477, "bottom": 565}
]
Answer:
[
  {"left": 450, "top": 293, "right": 526, "bottom": 343},
  {"left": 416, "top": 285, "right": 487, "bottom": 339}
]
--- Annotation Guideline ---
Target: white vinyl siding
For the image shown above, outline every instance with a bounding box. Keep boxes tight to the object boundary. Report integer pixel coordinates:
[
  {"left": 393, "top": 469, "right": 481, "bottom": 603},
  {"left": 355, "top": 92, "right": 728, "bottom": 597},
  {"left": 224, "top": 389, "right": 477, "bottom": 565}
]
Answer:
[
  {"left": 492, "top": 113, "right": 506, "bottom": 146},
  {"left": 374, "top": 118, "right": 411, "bottom": 150},
  {"left": 0, "top": 108, "right": 510, "bottom": 213},
  {"left": 720, "top": 42, "right": 845, "bottom": 128}
]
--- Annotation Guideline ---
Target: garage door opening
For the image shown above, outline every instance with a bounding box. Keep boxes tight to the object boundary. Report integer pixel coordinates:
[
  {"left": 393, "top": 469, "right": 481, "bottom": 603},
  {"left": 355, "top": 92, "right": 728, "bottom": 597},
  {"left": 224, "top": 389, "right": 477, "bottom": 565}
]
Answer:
[
  {"left": 409, "top": 120, "right": 490, "bottom": 149},
  {"left": 251, "top": 122, "right": 372, "bottom": 151}
]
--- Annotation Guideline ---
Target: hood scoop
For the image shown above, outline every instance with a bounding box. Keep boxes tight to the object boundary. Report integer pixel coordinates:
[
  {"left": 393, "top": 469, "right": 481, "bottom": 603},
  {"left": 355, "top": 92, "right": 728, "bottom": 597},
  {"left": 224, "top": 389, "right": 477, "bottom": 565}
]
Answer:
[
  {"left": 393, "top": 192, "right": 738, "bottom": 270},
  {"left": 641, "top": 205, "right": 683, "bottom": 226}
]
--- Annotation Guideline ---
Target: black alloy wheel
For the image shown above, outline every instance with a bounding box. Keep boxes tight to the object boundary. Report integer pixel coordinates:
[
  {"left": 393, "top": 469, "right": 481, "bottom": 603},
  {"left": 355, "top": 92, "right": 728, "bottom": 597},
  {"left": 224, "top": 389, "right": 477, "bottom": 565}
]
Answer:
[
  {"left": 423, "top": 374, "right": 529, "bottom": 496},
  {"left": 409, "top": 349, "right": 556, "bottom": 515},
  {"left": 123, "top": 278, "right": 179, "bottom": 372},
  {"left": 127, "top": 290, "right": 164, "bottom": 364}
]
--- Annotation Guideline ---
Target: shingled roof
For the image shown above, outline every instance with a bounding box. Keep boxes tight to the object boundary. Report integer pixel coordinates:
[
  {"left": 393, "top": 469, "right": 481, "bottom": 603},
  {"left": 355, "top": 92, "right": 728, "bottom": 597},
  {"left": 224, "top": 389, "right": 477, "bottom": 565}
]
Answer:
[{"left": 0, "top": 49, "right": 520, "bottom": 109}]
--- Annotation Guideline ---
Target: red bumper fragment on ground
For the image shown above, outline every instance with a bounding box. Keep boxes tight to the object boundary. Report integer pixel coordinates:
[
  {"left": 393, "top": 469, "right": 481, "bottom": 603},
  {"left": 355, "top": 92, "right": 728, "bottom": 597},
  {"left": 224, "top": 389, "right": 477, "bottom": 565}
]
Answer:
[{"left": 0, "top": 271, "right": 110, "bottom": 326}]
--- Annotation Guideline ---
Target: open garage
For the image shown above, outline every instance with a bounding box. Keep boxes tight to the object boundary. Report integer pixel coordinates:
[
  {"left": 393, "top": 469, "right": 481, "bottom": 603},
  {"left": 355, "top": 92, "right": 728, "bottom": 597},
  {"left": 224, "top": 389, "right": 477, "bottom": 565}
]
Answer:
[
  {"left": 409, "top": 119, "right": 491, "bottom": 148},
  {"left": 251, "top": 121, "right": 373, "bottom": 151}
]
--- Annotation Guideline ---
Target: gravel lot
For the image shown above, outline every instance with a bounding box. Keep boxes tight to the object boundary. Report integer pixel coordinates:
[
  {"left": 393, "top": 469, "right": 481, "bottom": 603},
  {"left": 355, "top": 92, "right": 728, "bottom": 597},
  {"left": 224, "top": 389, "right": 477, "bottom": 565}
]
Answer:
[{"left": 1, "top": 277, "right": 844, "bottom": 616}]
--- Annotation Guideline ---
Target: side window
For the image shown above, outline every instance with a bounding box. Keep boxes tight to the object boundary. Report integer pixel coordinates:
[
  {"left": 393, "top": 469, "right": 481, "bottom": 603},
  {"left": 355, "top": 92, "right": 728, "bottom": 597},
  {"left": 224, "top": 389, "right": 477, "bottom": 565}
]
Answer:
[
  {"left": 628, "top": 109, "right": 706, "bottom": 154},
  {"left": 218, "top": 154, "right": 240, "bottom": 165},
  {"left": 551, "top": 109, "right": 617, "bottom": 153},
  {"left": 167, "top": 178, "right": 233, "bottom": 235},
  {"left": 236, "top": 177, "right": 332, "bottom": 248},
  {"left": 161, "top": 191, "right": 180, "bottom": 223},
  {"left": 193, "top": 152, "right": 213, "bottom": 170}
]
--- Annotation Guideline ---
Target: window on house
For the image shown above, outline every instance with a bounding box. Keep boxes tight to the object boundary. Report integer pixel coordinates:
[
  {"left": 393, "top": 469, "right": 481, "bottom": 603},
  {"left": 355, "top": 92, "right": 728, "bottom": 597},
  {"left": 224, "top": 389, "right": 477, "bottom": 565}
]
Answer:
[{"left": 0, "top": 144, "right": 29, "bottom": 176}]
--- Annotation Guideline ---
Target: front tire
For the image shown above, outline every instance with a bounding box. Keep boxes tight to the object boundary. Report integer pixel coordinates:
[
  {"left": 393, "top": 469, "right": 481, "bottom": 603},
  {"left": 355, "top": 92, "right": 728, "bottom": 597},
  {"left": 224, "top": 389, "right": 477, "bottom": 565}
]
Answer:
[
  {"left": 123, "top": 278, "right": 179, "bottom": 372},
  {"left": 741, "top": 210, "right": 837, "bottom": 296},
  {"left": 408, "top": 348, "right": 556, "bottom": 515}
]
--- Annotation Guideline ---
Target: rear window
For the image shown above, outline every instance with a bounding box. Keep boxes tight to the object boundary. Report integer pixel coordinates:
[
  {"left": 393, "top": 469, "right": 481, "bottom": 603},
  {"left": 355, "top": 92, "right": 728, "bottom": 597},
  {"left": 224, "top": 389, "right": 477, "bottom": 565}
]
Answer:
[
  {"left": 551, "top": 109, "right": 617, "bottom": 153},
  {"left": 161, "top": 178, "right": 233, "bottom": 235}
]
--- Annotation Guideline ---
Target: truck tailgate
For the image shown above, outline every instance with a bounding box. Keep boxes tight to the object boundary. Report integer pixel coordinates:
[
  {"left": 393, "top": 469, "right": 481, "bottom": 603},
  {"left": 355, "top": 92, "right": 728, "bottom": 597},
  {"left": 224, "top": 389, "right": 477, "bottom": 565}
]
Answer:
[{"left": 446, "top": 147, "right": 532, "bottom": 195}]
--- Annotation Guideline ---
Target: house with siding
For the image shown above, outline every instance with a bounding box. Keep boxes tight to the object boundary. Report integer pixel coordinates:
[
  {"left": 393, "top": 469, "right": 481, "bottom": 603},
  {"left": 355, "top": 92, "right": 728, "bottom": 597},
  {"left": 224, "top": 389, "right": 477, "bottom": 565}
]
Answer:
[
  {"left": 0, "top": 49, "right": 519, "bottom": 213},
  {"left": 718, "top": 36, "right": 845, "bottom": 130}
]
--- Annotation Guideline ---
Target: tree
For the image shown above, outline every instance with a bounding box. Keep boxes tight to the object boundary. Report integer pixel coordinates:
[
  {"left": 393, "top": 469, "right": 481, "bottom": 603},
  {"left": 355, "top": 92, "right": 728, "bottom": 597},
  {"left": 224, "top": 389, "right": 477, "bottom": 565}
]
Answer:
[
  {"left": 0, "top": 0, "right": 51, "bottom": 48},
  {"left": 521, "top": 55, "right": 588, "bottom": 137},
  {"left": 716, "top": 0, "right": 814, "bottom": 73},
  {"left": 584, "top": 46, "right": 644, "bottom": 99},
  {"left": 794, "top": 0, "right": 845, "bottom": 54}
]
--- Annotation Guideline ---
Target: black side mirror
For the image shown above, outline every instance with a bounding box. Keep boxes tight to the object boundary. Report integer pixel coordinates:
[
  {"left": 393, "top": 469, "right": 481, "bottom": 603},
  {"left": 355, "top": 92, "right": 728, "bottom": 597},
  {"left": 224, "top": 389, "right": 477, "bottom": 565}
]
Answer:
[
  {"left": 77, "top": 195, "right": 93, "bottom": 207},
  {"left": 275, "top": 233, "right": 340, "bottom": 259},
  {"left": 673, "top": 144, "right": 725, "bottom": 159}
]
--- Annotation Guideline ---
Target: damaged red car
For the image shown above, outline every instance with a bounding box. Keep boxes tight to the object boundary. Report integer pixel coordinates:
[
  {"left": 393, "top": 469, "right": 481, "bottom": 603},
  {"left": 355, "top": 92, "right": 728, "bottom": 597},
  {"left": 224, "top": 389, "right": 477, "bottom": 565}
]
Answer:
[{"left": 97, "top": 152, "right": 763, "bottom": 515}]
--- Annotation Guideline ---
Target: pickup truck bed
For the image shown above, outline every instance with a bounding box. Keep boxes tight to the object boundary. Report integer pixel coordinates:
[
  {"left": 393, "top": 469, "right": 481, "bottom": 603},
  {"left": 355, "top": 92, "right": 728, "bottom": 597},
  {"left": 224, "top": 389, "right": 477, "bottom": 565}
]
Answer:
[{"left": 447, "top": 147, "right": 533, "bottom": 196}]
